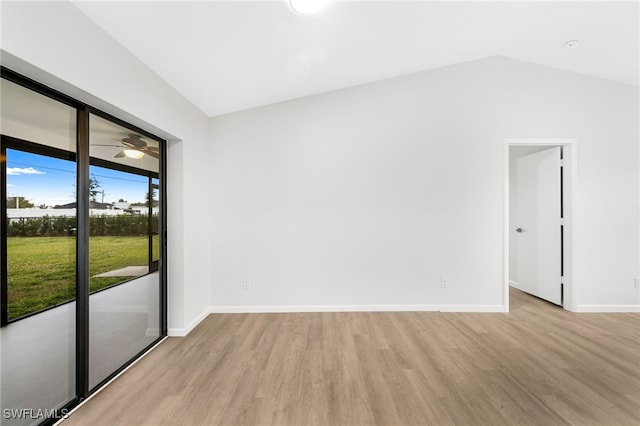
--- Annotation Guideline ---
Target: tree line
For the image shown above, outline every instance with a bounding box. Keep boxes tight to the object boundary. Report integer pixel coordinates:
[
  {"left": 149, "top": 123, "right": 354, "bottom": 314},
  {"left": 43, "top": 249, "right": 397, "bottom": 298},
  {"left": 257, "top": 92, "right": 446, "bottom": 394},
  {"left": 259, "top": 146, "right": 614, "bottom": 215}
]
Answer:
[{"left": 6, "top": 214, "right": 158, "bottom": 237}]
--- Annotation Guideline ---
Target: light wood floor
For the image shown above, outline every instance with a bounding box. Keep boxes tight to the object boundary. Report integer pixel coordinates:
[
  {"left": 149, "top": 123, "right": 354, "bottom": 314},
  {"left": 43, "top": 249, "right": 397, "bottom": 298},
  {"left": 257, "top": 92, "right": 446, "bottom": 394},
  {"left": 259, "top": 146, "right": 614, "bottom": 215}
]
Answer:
[{"left": 63, "top": 288, "right": 640, "bottom": 425}]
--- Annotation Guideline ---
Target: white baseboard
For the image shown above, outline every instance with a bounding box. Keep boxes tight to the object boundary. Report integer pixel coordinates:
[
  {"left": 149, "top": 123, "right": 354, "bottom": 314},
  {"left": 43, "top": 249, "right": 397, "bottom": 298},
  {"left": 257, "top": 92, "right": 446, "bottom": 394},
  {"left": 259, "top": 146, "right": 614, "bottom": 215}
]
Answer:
[
  {"left": 210, "top": 304, "right": 506, "bottom": 314},
  {"left": 509, "top": 280, "right": 518, "bottom": 286},
  {"left": 574, "top": 304, "right": 640, "bottom": 313},
  {"left": 168, "top": 307, "right": 212, "bottom": 337},
  {"left": 438, "top": 305, "right": 506, "bottom": 313}
]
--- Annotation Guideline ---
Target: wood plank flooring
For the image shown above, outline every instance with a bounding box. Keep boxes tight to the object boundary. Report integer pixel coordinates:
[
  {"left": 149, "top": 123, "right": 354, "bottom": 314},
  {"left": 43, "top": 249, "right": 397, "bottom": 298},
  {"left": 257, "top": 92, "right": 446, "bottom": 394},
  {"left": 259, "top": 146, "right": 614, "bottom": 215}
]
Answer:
[{"left": 62, "top": 288, "right": 640, "bottom": 425}]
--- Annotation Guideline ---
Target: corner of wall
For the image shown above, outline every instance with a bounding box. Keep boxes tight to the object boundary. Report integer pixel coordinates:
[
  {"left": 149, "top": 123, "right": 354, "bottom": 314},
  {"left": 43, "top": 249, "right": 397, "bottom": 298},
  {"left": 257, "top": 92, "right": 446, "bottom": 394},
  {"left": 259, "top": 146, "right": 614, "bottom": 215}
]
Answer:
[{"left": 168, "top": 306, "right": 212, "bottom": 337}]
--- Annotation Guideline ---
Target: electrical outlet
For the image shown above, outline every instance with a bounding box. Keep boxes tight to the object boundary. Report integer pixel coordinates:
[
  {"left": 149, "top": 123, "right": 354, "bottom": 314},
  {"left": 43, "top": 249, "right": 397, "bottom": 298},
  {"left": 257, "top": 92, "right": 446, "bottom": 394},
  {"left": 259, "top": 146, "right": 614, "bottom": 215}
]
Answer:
[
  {"left": 440, "top": 277, "right": 449, "bottom": 288},
  {"left": 242, "top": 278, "right": 251, "bottom": 290},
  {"left": 635, "top": 277, "right": 640, "bottom": 289}
]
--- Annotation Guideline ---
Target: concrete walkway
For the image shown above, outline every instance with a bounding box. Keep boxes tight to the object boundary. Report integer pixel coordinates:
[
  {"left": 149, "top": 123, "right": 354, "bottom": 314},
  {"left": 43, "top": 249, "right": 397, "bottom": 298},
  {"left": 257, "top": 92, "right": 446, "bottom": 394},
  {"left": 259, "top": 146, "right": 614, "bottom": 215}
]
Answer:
[{"left": 93, "top": 265, "right": 149, "bottom": 278}]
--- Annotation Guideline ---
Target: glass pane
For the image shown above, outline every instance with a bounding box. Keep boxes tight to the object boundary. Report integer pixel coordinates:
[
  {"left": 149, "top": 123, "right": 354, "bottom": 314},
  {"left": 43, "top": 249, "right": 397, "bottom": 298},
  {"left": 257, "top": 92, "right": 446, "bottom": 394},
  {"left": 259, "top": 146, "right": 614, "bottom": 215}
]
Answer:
[
  {"left": 6, "top": 150, "right": 76, "bottom": 320},
  {"left": 88, "top": 114, "right": 160, "bottom": 390},
  {"left": 89, "top": 114, "right": 159, "bottom": 173},
  {"left": 151, "top": 178, "right": 159, "bottom": 262},
  {"left": 0, "top": 79, "right": 76, "bottom": 153},
  {"left": 1, "top": 78, "right": 76, "bottom": 425},
  {"left": 88, "top": 165, "right": 149, "bottom": 291}
]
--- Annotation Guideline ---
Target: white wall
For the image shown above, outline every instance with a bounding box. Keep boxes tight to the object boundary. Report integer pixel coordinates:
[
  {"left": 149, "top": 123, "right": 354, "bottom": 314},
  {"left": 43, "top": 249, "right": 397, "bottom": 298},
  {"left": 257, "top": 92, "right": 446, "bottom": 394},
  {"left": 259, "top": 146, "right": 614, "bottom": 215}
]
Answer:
[
  {"left": 0, "top": 1, "right": 212, "bottom": 333},
  {"left": 1, "top": 3, "right": 638, "bottom": 327},
  {"left": 210, "top": 56, "right": 639, "bottom": 312}
]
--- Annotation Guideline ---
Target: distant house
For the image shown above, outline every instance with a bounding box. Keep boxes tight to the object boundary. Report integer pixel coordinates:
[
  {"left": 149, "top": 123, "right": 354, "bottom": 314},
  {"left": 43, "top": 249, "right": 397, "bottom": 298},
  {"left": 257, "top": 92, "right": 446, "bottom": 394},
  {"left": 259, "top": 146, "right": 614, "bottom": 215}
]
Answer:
[
  {"left": 5, "top": 201, "right": 128, "bottom": 219},
  {"left": 54, "top": 201, "right": 118, "bottom": 210},
  {"left": 113, "top": 202, "right": 130, "bottom": 210}
]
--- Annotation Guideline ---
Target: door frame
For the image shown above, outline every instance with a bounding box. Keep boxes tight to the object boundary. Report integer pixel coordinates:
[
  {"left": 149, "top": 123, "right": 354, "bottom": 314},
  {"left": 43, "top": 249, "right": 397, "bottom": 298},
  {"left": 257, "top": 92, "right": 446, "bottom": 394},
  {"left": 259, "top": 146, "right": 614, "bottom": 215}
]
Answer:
[{"left": 504, "top": 138, "right": 577, "bottom": 312}]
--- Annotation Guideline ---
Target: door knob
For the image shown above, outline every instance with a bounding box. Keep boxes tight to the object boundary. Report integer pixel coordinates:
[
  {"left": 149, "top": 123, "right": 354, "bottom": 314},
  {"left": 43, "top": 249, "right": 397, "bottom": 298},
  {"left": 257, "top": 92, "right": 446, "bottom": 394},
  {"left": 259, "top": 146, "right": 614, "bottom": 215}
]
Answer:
[{"left": 516, "top": 228, "right": 524, "bottom": 233}]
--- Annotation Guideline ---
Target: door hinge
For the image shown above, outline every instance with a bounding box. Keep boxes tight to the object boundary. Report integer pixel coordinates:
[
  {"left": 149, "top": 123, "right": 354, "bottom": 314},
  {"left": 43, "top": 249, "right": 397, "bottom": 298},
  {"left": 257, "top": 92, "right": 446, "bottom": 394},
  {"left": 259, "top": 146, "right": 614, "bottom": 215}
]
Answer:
[
  {"left": 560, "top": 218, "right": 565, "bottom": 225},
  {"left": 561, "top": 276, "right": 564, "bottom": 284},
  {"left": 560, "top": 159, "right": 565, "bottom": 167}
]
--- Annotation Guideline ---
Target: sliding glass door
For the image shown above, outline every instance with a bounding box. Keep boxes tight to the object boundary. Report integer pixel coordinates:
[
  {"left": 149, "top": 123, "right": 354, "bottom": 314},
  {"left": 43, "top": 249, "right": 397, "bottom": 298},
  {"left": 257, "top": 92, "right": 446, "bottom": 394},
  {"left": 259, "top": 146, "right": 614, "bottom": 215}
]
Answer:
[
  {"left": 88, "top": 114, "right": 162, "bottom": 390},
  {"left": 1, "top": 78, "right": 78, "bottom": 426},
  {"left": 0, "top": 71, "right": 166, "bottom": 425}
]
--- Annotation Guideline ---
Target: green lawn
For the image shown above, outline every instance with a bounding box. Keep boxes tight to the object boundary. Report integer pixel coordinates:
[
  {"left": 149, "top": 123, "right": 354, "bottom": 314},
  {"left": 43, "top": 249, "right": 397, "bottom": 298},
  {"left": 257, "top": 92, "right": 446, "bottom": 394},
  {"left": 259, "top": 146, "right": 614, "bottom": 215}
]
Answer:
[{"left": 7, "top": 236, "right": 155, "bottom": 321}]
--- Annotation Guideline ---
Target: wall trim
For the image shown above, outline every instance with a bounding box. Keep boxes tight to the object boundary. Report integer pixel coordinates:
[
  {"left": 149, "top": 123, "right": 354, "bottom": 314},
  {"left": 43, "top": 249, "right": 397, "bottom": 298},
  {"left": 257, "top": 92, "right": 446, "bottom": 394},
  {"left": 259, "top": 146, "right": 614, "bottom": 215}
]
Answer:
[
  {"left": 168, "top": 307, "right": 212, "bottom": 337},
  {"left": 169, "top": 301, "right": 640, "bottom": 338},
  {"left": 210, "top": 304, "right": 506, "bottom": 314},
  {"left": 574, "top": 305, "right": 640, "bottom": 313}
]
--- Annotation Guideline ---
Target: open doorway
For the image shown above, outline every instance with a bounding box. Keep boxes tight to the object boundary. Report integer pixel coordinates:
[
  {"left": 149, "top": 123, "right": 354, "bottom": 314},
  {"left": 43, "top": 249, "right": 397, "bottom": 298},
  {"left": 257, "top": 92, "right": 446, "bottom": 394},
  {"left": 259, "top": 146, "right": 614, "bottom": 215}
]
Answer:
[{"left": 504, "top": 138, "right": 576, "bottom": 312}]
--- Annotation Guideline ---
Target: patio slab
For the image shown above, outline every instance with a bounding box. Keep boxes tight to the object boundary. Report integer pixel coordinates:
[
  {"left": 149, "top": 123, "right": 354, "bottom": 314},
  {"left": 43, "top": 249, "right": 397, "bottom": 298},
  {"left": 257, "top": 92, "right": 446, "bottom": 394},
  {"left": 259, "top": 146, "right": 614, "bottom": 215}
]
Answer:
[{"left": 93, "top": 265, "right": 149, "bottom": 278}]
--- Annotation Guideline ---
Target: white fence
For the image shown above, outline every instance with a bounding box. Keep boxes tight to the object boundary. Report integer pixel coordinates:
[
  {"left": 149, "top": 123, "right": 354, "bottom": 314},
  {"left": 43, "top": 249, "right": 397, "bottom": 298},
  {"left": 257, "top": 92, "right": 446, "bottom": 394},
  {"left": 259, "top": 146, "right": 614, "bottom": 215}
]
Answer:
[{"left": 6, "top": 207, "right": 159, "bottom": 219}]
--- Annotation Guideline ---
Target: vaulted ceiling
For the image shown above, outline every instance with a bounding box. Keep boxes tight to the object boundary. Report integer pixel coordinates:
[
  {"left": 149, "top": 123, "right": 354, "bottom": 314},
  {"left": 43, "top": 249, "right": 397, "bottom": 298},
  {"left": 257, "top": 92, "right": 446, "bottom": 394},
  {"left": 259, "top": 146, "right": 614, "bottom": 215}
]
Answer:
[{"left": 73, "top": 1, "right": 639, "bottom": 117}]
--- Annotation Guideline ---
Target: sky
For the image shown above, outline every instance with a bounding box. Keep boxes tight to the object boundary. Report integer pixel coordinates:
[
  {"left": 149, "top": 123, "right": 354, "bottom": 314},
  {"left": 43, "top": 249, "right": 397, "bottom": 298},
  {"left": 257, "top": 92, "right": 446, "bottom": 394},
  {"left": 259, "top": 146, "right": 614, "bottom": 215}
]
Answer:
[{"left": 5, "top": 149, "right": 151, "bottom": 207}]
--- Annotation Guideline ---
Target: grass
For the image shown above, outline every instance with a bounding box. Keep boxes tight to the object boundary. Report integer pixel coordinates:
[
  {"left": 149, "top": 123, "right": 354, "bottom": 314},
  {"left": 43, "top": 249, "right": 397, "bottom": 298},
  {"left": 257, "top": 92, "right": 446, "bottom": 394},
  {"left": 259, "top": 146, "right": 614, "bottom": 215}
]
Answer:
[{"left": 6, "top": 236, "right": 157, "bottom": 321}]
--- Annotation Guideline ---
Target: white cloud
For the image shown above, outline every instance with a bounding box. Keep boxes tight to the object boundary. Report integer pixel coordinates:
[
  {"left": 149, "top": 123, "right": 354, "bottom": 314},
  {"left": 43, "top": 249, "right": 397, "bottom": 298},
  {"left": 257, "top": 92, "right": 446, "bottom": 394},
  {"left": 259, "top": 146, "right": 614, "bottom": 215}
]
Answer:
[
  {"left": 7, "top": 184, "right": 14, "bottom": 187},
  {"left": 7, "top": 167, "right": 46, "bottom": 176}
]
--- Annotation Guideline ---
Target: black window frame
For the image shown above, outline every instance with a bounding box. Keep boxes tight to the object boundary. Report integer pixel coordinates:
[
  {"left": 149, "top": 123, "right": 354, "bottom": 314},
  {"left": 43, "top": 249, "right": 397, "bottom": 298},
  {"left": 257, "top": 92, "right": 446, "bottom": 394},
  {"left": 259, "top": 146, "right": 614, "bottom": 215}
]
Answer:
[
  {"left": 1, "top": 140, "right": 162, "bottom": 324},
  {"left": 1, "top": 97, "right": 163, "bottom": 325}
]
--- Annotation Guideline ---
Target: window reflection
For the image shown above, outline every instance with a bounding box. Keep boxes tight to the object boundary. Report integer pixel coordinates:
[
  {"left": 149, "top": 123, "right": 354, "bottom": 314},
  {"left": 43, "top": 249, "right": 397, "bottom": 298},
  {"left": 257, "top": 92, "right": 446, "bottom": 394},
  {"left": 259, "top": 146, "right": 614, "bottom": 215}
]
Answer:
[
  {"left": 5, "top": 148, "right": 76, "bottom": 321},
  {"left": 87, "top": 113, "right": 162, "bottom": 390},
  {"left": 88, "top": 114, "right": 160, "bottom": 292},
  {"left": 88, "top": 165, "right": 151, "bottom": 291},
  {"left": 151, "top": 178, "right": 159, "bottom": 263}
]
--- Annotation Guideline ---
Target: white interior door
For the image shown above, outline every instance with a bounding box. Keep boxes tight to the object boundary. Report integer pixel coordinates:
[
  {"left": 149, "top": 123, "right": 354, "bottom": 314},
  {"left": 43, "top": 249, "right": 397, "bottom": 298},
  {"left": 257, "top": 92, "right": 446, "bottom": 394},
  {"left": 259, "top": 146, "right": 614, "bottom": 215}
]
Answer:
[{"left": 515, "top": 147, "right": 562, "bottom": 305}]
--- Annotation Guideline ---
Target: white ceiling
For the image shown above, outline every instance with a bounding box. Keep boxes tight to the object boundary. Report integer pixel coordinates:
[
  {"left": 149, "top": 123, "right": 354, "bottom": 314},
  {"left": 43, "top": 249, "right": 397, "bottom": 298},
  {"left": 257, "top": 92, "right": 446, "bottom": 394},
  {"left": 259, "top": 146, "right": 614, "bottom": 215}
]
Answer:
[{"left": 73, "top": 1, "right": 639, "bottom": 117}]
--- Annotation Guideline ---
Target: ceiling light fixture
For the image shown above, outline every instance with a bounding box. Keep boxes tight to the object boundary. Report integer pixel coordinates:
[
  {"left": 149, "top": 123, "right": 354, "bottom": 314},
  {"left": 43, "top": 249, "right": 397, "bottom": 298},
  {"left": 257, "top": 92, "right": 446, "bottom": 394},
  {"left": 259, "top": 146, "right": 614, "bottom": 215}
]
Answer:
[
  {"left": 564, "top": 40, "right": 580, "bottom": 48},
  {"left": 289, "top": 0, "right": 332, "bottom": 15},
  {"left": 123, "top": 149, "right": 145, "bottom": 159}
]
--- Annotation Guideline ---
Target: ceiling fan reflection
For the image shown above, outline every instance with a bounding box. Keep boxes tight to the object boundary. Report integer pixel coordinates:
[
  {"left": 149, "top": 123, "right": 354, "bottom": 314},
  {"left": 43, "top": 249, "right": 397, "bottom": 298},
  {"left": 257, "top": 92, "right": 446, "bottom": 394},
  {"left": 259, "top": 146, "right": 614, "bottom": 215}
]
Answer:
[{"left": 93, "top": 134, "right": 159, "bottom": 159}]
